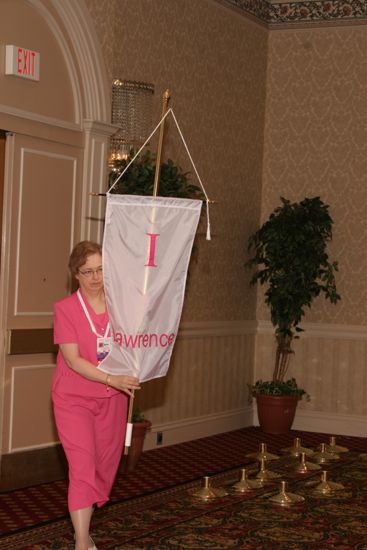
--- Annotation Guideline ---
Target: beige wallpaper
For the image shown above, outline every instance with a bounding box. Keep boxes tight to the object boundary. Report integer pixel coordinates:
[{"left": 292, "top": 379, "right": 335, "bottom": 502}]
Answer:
[
  {"left": 84, "top": 0, "right": 268, "bottom": 323},
  {"left": 83, "top": 0, "right": 118, "bottom": 86},
  {"left": 261, "top": 25, "right": 367, "bottom": 326},
  {"left": 84, "top": 1, "right": 367, "bottom": 329}
]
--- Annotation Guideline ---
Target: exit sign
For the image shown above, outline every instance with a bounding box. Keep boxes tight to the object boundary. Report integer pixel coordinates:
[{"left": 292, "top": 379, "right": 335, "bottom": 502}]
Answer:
[{"left": 5, "top": 45, "right": 40, "bottom": 81}]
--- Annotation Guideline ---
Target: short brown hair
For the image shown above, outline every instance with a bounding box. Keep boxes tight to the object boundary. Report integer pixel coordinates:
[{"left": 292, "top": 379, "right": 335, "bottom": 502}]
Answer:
[{"left": 68, "top": 241, "right": 102, "bottom": 277}]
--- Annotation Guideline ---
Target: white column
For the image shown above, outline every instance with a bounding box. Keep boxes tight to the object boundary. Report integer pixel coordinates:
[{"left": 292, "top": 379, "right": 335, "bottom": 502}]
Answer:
[{"left": 81, "top": 120, "right": 118, "bottom": 242}]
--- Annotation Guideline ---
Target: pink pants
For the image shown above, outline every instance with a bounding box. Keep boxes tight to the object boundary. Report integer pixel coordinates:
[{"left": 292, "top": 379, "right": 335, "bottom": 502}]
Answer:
[{"left": 53, "top": 391, "right": 127, "bottom": 512}]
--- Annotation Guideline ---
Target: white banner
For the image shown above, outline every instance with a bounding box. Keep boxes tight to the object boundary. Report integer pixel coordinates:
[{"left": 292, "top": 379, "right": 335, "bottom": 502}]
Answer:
[{"left": 98, "top": 194, "right": 202, "bottom": 382}]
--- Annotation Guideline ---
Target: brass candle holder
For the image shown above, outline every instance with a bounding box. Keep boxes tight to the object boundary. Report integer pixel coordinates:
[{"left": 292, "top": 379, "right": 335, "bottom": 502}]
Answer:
[
  {"left": 312, "top": 470, "right": 344, "bottom": 496},
  {"left": 246, "top": 442, "right": 280, "bottom": 461},
  {"left": 294, "top": 452, "right": 321, "bottom": 474},
  {"left": 256, "top": 458, "right": 281, "bottom": 483},
  {"left": 231, "top": 468, "right": 263, "bottom": 493},
  {"left": 312, "top": 443, "right": 340, "bottom": 464},
  {"left": 282, "top": 437, "right": 314, "bottom": 457},
  {"left": 325, "top": 435, "right": 349, "bottom": 454},
  {"left": 191, "top": 476, "right": 228, "bottom": 501},
  {"left": 269, "top": 480, "right": 305, "bottom": 506}
]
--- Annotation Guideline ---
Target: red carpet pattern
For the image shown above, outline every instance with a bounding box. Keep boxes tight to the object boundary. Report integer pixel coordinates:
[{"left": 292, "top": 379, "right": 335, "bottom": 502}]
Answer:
[
  {"left": 0, "top": 427, "right": 366, "bottom": 548},
  {"left": 1, "top": 453, "right": 367, "bottom": 549}
]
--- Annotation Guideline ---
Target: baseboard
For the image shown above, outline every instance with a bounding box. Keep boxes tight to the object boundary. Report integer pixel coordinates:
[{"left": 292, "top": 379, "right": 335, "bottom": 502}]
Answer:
[
  {"left": 143, "top": 407, "right": 254, "bottom": 451},
  {"left": 0, "top": 444, "right": 67, "bottom": 492},
  {"left": 253, "top": 406, "right": 367, "bottom": 438}
]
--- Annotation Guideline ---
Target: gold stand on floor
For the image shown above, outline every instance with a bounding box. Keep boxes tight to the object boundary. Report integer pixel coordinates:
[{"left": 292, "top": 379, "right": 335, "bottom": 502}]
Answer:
[
  {"left": 282, "top": 437, "right": 314, "bottom": 457},
  {"left": 256, "top": 458, "right": 280, "bottom": 483},
  {"left": 312, "top": 470, "right": 344, "bottom": 496},
  {"left": 246, "top": 442, "right": 280, "bottom": 461},
  {"left": 294, "top": 452, "right": 321, "bottom": 474},
  {"left": 191, "top": 476, "right": 228, "bottom": 501},
  {"left": 325, "top": 436, "right": 349, "bottom": 454},
  {"left": 269, "top": 480, "right": 305, "bottom": 506},
  {"left": 312, "top": 443, "right": 340, "bottom": 464},
  {"left": 231, "top": 468, "right": 263, "bottom": 492}
]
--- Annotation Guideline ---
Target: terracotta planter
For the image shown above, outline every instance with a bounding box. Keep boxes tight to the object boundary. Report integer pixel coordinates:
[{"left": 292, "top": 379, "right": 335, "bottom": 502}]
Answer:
[
  {"left": 122, "top": 420, "right": 152, "bottom": 473},
  {"left": 256, "top": 394, "right": 299, "bottom": 434}
]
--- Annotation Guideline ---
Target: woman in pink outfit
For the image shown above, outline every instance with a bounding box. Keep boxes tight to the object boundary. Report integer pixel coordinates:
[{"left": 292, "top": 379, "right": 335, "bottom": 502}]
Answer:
[{"left": 52, "top": 241, "right": 140, "bottom": 550}]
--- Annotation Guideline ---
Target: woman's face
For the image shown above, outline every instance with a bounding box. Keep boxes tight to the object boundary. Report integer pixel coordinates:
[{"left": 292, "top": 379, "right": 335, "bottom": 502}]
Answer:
[{"left": 75, "top": 252, "right": 103, "bottom": 294}]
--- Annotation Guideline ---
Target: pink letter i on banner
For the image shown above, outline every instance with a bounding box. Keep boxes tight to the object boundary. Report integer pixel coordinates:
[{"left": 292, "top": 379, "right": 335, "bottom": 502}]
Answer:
[{"left": 145, "top": 233, "right": 160, "bottom": 267}]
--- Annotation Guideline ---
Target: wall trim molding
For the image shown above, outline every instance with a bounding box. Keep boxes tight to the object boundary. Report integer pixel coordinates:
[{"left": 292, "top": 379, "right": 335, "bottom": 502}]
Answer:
[
  {"left": 257, "top": 320, "right": 367, "bottom": 340},
  {"left": 178, "top": 319, "right": 257, "bottom": 338},
  {"left": 179, "top": 319, "right": 367, "bottom": 340},
  {"left": 143, "top": 406, "right": 254, "bottom": 451},
  {"left": 0, "top": 104, "right": 82, "bottom": 133},
  {"left": 28, "top": 0, "right": 110, "bottom": 123},
  {"left": 51, "top": 0, "right": 110, "bottom": 122}
]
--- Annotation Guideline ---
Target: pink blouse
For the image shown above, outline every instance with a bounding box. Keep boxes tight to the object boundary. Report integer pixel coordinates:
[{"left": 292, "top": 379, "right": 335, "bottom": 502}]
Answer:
[{"left": 52, "top": 291, "right": 119, "bottom": 398}]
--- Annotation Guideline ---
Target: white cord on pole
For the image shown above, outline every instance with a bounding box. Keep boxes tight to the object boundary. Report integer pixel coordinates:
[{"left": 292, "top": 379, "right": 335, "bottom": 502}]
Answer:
[{"left": 108, "top": 108, "right": 212, "bottom": 240}]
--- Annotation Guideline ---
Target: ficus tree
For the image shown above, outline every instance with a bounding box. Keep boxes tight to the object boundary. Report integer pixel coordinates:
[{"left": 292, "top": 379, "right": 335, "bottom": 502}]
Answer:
[{"left": 246, "top": 196, "right": 341, "bottom": 391}]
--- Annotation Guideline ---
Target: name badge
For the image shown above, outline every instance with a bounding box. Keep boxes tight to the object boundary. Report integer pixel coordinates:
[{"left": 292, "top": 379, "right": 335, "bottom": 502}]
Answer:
[{"left": 97, "top": 336, "right": 112, "bottom": 362}]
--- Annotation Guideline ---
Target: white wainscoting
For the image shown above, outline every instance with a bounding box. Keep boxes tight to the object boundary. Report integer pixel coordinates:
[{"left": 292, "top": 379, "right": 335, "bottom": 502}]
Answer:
[
  {"left": 144, "top": 406, "right": 254, "bottom": 450},
  {"left": 255, "top": 320, "right": 367, "bottom": 438},
  {"left": 136, "top": 320, "right": 256, "bottom": 442}
]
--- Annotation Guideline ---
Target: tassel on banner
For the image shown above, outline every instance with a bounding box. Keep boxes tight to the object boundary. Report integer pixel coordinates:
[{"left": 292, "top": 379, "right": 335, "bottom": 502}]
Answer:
[{"left": 206, "top": 199, "right": 211, "bottom": 241}]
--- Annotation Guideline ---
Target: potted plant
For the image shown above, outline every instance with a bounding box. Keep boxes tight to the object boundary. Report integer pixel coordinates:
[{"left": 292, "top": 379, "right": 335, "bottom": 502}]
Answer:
[
  {"left": 127, "top": 409, "right": 152, "bottom": 472},
  {"left": 246, "top": 196, "right": 341, "bottom": 434},
  {"left": 120, "top": 409, "right": 152, "bottom": 473},
  {"left": 109, "top": 149, "right": 204, "bottom": 199}
]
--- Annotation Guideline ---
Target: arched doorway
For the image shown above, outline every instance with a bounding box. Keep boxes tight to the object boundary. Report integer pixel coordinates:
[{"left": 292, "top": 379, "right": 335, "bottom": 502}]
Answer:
[{"left": 0, "top": 0, "right": 113, "bottom": 489}]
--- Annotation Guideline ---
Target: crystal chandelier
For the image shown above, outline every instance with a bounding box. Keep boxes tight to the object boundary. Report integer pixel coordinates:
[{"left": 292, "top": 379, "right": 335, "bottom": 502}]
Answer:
[{"left": 110, "top": 79, "right": 154, "bottom": 166}]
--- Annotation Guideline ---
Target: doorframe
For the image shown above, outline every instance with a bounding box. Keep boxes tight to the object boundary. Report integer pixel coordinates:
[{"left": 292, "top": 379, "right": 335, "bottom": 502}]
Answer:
[{"left": 0, "top": 0, "right": 116, "bottom": 462}]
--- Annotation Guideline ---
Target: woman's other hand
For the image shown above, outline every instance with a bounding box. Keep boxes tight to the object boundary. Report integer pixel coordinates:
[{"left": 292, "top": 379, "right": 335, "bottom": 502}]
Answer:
[{"left": 109, "top": 375, "right": 141, "bottom": 396}]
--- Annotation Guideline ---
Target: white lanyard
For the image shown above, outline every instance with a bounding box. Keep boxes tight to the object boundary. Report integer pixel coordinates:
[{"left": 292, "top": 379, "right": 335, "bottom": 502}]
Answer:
[{"left": 77, "top": 289, "right": 110, "bottom": 338}]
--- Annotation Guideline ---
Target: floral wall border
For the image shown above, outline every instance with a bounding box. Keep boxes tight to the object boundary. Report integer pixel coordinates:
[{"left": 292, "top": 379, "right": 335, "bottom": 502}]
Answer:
[{"left": 222, "top": 0, "right": 367, "bottom": 26}]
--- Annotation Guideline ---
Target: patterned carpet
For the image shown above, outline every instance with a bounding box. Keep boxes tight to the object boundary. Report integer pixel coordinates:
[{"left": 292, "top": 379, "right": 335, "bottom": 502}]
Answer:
[{"left": 0, "top": 427, "right": 366, "bottom": 549}]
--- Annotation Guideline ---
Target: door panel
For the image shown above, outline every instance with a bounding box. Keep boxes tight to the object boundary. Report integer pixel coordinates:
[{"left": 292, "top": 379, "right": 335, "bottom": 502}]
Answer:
[
  {"left": 5, "top": 133, "right": 83, "bottom": 329},
  {"left": 0, "top": 132, "right": 83, "bottom": 454}
]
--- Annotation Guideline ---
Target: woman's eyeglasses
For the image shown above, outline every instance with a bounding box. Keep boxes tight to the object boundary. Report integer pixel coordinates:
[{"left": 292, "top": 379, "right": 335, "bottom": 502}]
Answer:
[{"left": 78, "top": 267, "right": 103, "bottom": 278}]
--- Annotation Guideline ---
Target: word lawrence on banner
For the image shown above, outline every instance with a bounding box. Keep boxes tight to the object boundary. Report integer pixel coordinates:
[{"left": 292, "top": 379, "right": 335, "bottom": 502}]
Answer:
[{"left": 113, "top": 330, "right": 175, "bottom": 349}]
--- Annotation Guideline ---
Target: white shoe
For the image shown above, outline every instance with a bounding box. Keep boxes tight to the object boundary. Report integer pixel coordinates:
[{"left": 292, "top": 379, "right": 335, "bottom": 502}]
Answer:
[{"left": 73, "top": 534, "right": 97, "bottom": 550}]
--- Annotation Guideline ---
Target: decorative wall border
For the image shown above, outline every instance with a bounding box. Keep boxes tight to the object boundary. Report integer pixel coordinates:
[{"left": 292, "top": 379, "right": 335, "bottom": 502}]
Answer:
[{"left": 221, "top": 0, "right": 367, "bottom": 26}]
